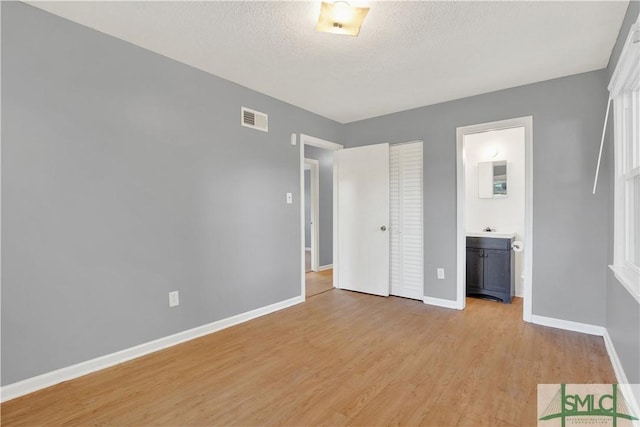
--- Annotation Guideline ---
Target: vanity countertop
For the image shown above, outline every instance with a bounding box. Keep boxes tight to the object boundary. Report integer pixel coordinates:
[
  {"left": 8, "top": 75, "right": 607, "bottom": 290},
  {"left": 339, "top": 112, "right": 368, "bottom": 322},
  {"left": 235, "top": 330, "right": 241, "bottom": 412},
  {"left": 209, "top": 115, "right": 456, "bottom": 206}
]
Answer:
[{"left": 466, "top": 232, "right": 515, "bottom": 239}]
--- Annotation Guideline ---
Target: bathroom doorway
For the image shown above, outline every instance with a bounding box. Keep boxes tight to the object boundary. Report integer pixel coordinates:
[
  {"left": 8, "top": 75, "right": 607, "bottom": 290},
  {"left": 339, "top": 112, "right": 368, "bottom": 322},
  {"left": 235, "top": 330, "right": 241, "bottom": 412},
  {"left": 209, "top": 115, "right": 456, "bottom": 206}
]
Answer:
[{"left": 456, "top": 117, "right": 533, "bottom": 321}]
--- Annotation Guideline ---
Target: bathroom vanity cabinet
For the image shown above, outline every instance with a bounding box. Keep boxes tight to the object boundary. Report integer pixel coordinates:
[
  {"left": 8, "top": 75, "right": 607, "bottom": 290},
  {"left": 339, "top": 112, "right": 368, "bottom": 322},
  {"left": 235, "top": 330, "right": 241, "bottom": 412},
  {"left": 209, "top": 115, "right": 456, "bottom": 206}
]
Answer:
[{"left": 466, "top": 235, "right": 514, "bottom": 303}]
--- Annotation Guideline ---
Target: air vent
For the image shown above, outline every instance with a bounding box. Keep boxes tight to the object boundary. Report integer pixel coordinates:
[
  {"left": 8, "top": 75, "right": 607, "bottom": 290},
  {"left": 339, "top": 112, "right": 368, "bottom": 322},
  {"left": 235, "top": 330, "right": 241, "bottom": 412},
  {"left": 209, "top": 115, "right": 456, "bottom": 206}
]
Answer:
[{"left": 241, "top": 107, "right": 268, "bottom": 132}]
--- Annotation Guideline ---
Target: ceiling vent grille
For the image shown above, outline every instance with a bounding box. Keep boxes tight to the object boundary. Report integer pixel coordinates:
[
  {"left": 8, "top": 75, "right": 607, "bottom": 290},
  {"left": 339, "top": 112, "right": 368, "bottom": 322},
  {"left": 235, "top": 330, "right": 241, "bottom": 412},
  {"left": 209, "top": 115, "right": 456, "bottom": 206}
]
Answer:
[{"left": 241, "top": 107, "right": 268, "bottom": 132}]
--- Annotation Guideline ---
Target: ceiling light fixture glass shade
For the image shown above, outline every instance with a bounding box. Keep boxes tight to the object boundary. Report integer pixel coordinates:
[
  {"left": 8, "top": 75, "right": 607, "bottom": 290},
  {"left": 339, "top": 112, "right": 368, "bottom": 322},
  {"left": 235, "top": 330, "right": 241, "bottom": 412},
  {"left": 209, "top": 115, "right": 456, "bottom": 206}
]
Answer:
[{"left": 316, "top": 1, "right": 370, "bottom": 37}]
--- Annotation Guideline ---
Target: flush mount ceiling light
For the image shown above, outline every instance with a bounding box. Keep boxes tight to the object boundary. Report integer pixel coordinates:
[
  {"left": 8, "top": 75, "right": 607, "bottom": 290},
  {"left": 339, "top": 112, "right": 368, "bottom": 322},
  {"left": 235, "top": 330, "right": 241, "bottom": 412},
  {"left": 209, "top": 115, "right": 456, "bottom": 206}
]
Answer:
[{"left": 316, "top": 1, "right": 370, "bottom": 37}]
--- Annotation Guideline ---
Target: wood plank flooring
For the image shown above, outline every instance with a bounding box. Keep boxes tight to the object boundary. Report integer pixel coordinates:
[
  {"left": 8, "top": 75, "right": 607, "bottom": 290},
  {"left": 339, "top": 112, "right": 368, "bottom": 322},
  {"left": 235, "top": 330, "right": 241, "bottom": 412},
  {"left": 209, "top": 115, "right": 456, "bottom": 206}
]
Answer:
[
  {"left": 1, "top": 292, "right": 615, "bottom": 426},
  {"left": 306, "top": 269, "right": 333, "bottom": 298},
  {"left": 305, "top": 250, "right": 311, "bottom": 272}
]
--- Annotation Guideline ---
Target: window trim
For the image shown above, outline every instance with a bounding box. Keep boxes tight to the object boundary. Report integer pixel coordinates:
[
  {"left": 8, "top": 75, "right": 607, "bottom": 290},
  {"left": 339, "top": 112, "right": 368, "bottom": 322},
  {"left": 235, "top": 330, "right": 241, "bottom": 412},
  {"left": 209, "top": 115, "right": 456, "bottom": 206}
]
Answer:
[{"left": 609, "top": 19, "right": 640, "bottom": 303}]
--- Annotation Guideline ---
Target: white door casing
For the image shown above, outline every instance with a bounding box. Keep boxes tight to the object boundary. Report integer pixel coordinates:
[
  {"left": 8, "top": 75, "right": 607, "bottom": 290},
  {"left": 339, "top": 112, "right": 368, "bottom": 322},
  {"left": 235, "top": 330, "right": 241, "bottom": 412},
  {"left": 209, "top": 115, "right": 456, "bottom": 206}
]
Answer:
[
  {"left": 335, "top": 143, "right": 390, "bottom": 297},
  {"left": 304, "top": 158, "right": 320, "bottom": 272},
  {"left": 299, "top": 134, "right": 343, "bottom": 300},
  {"left": 455, "top": 117, "right": 533, "bottom": 319}
]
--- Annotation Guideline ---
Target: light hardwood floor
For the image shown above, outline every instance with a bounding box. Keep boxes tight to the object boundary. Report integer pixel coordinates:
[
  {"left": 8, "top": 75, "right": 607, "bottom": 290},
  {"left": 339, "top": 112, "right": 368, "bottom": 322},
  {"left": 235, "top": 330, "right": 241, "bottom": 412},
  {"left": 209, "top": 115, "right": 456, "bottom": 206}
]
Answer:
[
  {"left": 1, "top": 292, "right": 615, "bottom": 426},
  {"left": 306, "top": 269, "right": 333, "bottom": 298}
]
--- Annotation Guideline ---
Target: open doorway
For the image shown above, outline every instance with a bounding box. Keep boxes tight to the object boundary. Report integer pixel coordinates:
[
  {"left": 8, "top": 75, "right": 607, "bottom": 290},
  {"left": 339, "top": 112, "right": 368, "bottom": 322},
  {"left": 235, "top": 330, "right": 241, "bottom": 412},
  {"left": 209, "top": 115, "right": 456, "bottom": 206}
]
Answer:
[
  {"left": 456, "top": 117, "right": 533, "bottom": 321},
  {"left": 299, "top": 134, "right": 343, "bottom": 299},
  {"left": 304, "top": 159, "right": 319, "bottom": 273}
]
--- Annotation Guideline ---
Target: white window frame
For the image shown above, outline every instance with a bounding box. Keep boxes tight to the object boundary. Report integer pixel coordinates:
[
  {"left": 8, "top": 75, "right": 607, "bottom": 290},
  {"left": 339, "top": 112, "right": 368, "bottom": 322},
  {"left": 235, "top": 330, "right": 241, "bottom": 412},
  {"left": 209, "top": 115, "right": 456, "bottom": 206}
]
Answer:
[{"left": 609, "top": 19, "right": 640, "bottom": 304}]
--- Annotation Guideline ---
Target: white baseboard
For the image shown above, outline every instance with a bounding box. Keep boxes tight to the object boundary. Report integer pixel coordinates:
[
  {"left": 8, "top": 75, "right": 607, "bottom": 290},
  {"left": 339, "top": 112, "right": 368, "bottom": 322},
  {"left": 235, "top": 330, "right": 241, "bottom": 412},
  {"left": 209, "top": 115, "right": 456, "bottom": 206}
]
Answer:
[
  {"left": 423, "top": 296, "right": 462, "bottom": 310},
  {"left": 603, "top": 330, "right": 640, "bottom": 417},
  {"left": 0, "top": 295, "right": 304, "bottom": 403},
  {"left": 502, "top": 314, "right": 640, "bottom": 413},
  {"left": 530, "top": 314, "right": 605, "bottom": 336},
  {"left": 317, "top": 264, "right": 333, "bottom": 271},
  {"left": 603, "top": 330, "right": 630, "bottom": 384}
]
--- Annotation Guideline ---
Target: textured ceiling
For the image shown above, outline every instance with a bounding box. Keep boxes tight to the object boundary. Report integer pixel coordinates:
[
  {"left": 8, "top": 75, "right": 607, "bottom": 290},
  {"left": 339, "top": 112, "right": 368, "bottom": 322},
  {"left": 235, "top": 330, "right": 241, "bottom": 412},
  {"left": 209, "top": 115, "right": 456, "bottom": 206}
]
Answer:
[{"left": 27, "top": 1, "right": 629, "bottom": 123}]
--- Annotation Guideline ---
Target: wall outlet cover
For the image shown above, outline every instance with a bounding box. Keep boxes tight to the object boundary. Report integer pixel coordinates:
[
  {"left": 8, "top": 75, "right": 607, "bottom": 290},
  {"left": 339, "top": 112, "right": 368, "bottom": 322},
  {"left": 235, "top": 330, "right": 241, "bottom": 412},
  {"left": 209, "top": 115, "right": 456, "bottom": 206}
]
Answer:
[{"left": 437, "top": 268, "right": 445, "bottom": 280}]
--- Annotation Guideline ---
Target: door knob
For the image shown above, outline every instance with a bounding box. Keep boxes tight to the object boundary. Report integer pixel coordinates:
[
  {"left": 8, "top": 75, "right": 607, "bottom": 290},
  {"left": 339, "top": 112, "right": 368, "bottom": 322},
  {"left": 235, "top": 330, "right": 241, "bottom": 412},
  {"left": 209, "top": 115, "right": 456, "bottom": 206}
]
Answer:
[{"left": 380, "top": 225, "right": 387, "bottom": 231}]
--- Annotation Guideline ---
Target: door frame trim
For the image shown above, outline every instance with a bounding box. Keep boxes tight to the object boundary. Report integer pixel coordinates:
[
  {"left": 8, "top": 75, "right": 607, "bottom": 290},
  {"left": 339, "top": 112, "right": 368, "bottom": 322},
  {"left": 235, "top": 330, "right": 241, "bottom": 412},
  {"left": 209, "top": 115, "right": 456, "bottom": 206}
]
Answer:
[
  {"left": 455, "top": 116, "right": 533, "bottom": 321},
  {"left": 304, "top": 158, "right": 320, "bottom": 272},
  {"left": 299, "top": 134, "right": 343, "bottom": 300}
]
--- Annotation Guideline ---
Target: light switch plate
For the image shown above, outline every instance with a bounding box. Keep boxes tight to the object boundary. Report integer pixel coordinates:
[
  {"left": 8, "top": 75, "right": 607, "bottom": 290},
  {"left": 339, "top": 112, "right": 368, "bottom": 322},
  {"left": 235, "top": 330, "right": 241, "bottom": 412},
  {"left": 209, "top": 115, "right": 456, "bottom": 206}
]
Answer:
[
  {"left": 169, "top": 290, "right": 179, "bottom": 307},
  {"left": 286, "top": 192, "right": 293, "bottom": 204},
  {"left": 437, "top": 268, "right": 445, "bottom": 280}
]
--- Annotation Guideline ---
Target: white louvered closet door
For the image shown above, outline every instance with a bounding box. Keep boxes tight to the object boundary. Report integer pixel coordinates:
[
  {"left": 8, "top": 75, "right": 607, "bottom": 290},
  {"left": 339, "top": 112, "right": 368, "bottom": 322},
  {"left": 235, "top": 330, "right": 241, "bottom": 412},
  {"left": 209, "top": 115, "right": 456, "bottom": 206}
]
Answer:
[{"left": 390, "top": 141, "right": 424, "bottom": 300}]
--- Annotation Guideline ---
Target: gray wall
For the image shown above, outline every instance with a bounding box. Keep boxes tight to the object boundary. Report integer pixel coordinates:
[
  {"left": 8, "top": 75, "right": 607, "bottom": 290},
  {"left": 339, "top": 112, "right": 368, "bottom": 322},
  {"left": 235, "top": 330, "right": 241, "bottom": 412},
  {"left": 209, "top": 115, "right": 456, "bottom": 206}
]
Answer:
[
  {"left": 1, "top": 2, "right": 340, "bottom": 385},
  {"left": 3, "top": 0, "right": 637, "bottom": 389},
  {"left": 342, "top": 70, "right": 611, "bottom": 326},
  {"left": 303, "top": 146, "right": 334, "bottom": 267},
  {"left": 605, "top": 1, "right": 640, "bottom": 384},
  {"left": 304, "top": 170, "right": 311, "bottom": 247},
  {"left": 606, "top": 271, "right": 640, "bottom": 383}
]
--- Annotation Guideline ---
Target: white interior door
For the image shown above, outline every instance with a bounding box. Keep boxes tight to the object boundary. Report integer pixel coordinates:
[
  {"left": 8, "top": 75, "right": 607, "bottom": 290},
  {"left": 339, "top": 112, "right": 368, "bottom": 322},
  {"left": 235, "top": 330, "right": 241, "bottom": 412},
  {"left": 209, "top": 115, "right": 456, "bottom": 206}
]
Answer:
[
  {"left": 390, "top": 142, "right": 424, "bottom": 300},
  {"left": 335, "top": 143, "right": 390, "bottom": 296}
]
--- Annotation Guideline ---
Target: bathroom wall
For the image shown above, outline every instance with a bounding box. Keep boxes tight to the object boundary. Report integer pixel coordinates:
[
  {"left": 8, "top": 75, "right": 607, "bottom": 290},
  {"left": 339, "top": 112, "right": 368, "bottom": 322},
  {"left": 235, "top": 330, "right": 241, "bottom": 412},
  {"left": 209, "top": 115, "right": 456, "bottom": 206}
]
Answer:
[{"left": 464, "top": 127, "right": 525, "bottom": 296}]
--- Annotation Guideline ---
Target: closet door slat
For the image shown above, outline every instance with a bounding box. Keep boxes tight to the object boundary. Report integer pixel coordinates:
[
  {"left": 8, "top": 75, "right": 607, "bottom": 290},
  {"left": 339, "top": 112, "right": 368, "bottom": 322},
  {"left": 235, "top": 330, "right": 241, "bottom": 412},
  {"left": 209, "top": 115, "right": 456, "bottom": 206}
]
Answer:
[{"left": 390, "top": 142, "right": 424, "bottom": 300}]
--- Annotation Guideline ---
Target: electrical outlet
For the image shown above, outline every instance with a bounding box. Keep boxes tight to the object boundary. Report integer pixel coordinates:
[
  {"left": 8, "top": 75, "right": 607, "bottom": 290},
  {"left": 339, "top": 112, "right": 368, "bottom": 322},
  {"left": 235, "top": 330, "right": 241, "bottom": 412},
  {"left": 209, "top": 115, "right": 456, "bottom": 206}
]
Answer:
[
  {"left": 437, "top": 268, "right": 445, "bottom": 280},
  {"left": 169, "top": 290, "right": 179, "bottom": 307}
]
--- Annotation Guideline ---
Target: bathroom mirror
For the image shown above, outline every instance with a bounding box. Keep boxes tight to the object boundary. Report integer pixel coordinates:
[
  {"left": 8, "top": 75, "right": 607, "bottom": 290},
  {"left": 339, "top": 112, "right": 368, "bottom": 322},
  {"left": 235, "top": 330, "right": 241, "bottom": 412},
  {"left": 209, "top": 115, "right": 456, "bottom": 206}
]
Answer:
[{"left": 478, "top": 160, "right": 507, "bottom": 198}]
